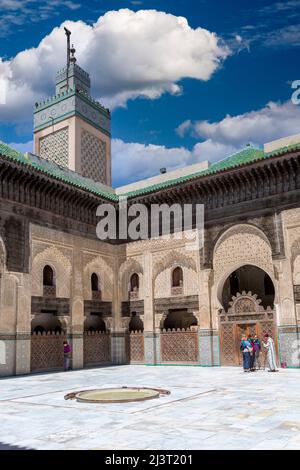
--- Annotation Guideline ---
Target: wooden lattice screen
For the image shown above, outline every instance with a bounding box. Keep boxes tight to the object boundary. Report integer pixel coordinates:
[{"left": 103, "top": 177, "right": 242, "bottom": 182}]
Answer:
[
  {"left": 160, "top": 329, "right": 198, "bottom": 363},
  {"left": 83, "top": 331, "right": 111, "bottom": 365}
]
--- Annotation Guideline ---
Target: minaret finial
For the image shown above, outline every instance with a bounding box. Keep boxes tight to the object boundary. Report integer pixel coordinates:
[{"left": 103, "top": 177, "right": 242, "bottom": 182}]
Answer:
[
  {"left": 64, "top": 27, "right": 71, "bottom": 90},
  {"left": 70, "top": 44, "right": 77, "bottom": 64}
]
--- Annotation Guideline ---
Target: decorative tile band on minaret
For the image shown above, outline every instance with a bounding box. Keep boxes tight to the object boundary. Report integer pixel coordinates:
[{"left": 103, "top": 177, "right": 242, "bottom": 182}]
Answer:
[{"left": 33, "top": 28, "right": 111, "bottom": 186}]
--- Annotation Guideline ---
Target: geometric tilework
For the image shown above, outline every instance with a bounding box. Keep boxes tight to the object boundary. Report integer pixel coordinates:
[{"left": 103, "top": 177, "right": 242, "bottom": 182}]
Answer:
[
  {"left": 39, "top": 127, "right": 69, "bottom": 167},
  {"left": 81, "top": 129, "right": 106, "bottom": 184}
]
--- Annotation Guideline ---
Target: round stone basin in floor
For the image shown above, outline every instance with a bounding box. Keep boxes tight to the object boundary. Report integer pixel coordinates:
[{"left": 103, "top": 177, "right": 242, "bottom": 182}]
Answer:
[{"left": 66, "top": 387, "right": 170, "bottom": 403}]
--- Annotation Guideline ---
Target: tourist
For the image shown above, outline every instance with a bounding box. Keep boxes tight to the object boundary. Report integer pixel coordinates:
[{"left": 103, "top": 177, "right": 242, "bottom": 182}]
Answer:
[
  {"left": 263, "top": 334, "right": 278, "bottom": 372},
  {"left": 63, "top": 340, "right": 72, "bottom": 371},
  {"left": 240, "top": 335, "right": 252, "bottom": 372},
  {"left": 247, "top": 335, "right": 255, "bottom": 371},
  {"left": 253, "top": 334, "right": 261, "bottom": 370}
]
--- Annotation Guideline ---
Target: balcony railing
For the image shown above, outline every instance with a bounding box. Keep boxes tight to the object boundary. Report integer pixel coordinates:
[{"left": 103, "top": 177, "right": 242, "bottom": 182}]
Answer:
[
  {"left": 43, "top": 285, "right": 56, "bottom": 298},
  {"left": 92, "top": 290, "right": 102, "bottom": 301},
  {"left": 129, "top": 290, "right": 139, "bottom": 300},
  {"left": 171, "top": 286, "right": 183, "bottom": 296}
]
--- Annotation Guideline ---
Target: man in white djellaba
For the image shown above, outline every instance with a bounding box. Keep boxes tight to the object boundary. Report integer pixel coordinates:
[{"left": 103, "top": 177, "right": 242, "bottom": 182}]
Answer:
[{"left": 263, "top": 334, "right": 278, "bottom": 372}]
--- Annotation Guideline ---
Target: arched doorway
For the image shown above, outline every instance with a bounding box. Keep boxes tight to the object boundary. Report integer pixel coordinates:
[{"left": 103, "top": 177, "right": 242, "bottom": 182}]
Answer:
[{"left": 218, "top": 265, "right": 277, "bottom": 366}]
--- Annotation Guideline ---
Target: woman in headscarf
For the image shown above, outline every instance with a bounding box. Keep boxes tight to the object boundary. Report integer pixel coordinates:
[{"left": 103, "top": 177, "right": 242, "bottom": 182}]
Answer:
[{"left": 263, "top": 334, "right": 278, "bottom": 372}]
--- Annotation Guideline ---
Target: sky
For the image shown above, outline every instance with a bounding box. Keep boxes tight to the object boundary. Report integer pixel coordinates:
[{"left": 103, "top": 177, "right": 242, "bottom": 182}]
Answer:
[{"left": 0, "top": 0, "right": 300, "bottom": 187}]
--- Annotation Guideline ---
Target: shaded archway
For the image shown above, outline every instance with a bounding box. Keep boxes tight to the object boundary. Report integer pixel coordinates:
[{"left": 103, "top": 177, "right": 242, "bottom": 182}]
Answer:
[
  {"left": 218, "top": 264, "right": 277, "bottom": 366},
  {"left": 221, "top": 265, "right": 275, "bottom": 311},
  {"left": 163, "top": 309, "right": 198, "bottom": 330},
  {"left": 31, "top": 314, "right": 62, "bottom": 333},
  {"left": 129, "top": 313, "right": 144, "bottom": 332},
  {"left": 84, "top": 314, "right": 106, "bottom": 332}
]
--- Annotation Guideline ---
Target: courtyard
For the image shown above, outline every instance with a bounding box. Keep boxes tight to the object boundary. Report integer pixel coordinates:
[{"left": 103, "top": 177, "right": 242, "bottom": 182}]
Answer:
[{"left": 0, "top": 365, "right": 300, "bottom": 450}]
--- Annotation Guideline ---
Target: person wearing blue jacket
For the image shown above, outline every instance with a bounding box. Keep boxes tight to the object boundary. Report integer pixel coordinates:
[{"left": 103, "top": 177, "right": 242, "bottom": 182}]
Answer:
[{"left": 240, "top": 335, "right": 252, "bottom": 372}]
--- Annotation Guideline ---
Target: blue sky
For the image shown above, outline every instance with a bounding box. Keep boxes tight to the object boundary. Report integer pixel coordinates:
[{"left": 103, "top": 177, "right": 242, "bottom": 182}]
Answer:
[{"left": 0, "top": 0, "right": 300, "bottom": 186}]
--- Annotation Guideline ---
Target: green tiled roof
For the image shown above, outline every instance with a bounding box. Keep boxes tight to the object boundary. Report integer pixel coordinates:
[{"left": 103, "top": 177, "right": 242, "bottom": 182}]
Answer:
[
  {"left": 1, "top": 140, "right": 300, "bottom": 202},
  {"left": 0, "top": 141, "right": 118, "bottom": 201},
  {"left": 121, "top": 147, "right": 265, "bottom": 198}
]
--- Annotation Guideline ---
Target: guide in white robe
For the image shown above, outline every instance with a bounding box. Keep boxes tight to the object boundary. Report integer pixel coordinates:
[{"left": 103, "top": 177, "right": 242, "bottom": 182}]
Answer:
[{"left": 263, "top": 337, "right": 278, "bottom": 371}]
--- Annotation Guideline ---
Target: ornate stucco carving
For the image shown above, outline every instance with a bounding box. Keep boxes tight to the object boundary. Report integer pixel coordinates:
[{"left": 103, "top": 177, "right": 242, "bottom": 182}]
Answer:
[
  {"left": 31, "top": 245, "right": 72, "bottom": 298},
  {"left": 213, "top": 224, "right": 273, "bottom": 283}
]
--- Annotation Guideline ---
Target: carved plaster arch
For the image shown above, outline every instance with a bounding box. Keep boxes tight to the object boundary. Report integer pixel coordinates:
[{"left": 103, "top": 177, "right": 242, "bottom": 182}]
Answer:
[
  {"left": 83, "top": 255, "right": 114, "bottom": 301},
  {"left": 213, "top": 225, "right": 274, "bottom": 283},
  {"left": 214, "top": 223, "right": 272, "bottom": 255},
  {"left": 153, "top": 250, "right": 197, "bottom": 282},
  {"left": 119, "top": 258, "right": 144, "bottom": 299},
  {"left": 119, "top": 258, "right": 143, "bottom": 280},
  {"left": 31, "top": 245, "right": 72, "bottom": 297}
]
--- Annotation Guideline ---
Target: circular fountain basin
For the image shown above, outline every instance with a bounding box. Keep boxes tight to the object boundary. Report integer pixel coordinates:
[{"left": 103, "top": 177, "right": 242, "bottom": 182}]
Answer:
[{"left": 65, "top": 387, "right": 170, "bottom": 403}]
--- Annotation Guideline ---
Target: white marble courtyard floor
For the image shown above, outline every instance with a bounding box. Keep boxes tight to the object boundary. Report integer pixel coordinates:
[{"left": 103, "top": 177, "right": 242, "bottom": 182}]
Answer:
[{"left": 0, "top": 365, "right": 300, "bottom": 450}]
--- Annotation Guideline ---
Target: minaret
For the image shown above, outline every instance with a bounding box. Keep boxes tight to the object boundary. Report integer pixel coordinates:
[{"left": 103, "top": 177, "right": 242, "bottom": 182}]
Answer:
[{"left": 33, "top": 28, "right": 111, "bottom": 186}]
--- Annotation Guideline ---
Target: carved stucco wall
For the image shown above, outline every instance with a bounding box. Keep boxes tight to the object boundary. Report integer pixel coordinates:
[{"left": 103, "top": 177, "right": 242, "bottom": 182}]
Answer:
[
  {"left": 213, "top": 224, "right": 274, "bottom": 284},
  {"left": 119, "top": 256, "right": 144, "bottom": 300},
  {"left": 83, "top": 253, "right": 114, "bottom": 301},
  {"left": 31, "top": 243, "right": 72, "bottom": 298},
  {"left": 281, "top": 209, "right": 300, "bottom": 323},
  {"left": 154, "top": 266, "right": 198, "bottom": 298},
  {"left": 153, "top": 249, "right": 198, "bottom": 298}
]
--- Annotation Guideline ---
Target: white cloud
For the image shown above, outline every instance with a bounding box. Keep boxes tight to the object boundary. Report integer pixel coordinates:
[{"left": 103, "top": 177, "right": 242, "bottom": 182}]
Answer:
[
  {"left": 111, "top": 138, "right": 240, "bottom": 186},
  {"left": 0, "top": 9, "right": 230, "bottom": 122},
  {"left": 112, "top": 138, "right": 192, "bottom": 185},
  {"left": 176, "top": 100, "right": 300, "bottom": 148},
  {"left": 7, "top": 140, "right": 33, "bottom": 153}
]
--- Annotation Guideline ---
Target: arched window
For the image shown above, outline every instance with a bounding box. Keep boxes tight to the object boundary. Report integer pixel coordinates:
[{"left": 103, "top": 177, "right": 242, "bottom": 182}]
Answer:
[
  {"left": 130, "top": 273, "right": 139, "bottom": 292},
  {"left": 91, "top": 273, "right": 100, "bottom": 292},
  {"left": 172, "top": 267, "right": 183, "bottom": 287},
  {"left": 43, "top": 265, "right": 55, "bottom": 286}
]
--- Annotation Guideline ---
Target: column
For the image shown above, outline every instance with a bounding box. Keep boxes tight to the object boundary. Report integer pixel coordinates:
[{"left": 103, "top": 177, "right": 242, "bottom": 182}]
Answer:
[
  {"left": 111, "top": 255, "right": 127, "bottom": 364},
  {"left": 198, "top": 269, "right": 220, "bottom": 366},
  {"left": 143, "top": 251, "right": 158, "bottom": 365},
  {"left": 275, "top": 259, "right": 300, "bottom": 368},
  {"left": 70, "top": 246, "right": 84, "bottom": 369},
  {"left": 15, "top": 273, "right": 31, "bottom": 375}
]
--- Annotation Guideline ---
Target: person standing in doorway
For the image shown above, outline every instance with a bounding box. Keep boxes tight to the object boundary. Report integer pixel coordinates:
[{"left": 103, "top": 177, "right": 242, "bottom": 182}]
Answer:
[
  {"left": 240, "top": 335, "right": 252, "bottom": 372},
  {"left": 263, "top": 334, "right": 278, "bottom": 372},
  {"left": 253, "top": 334, "right": 261, "bottom": 370},
  {"left": 63, "top": 340, "right": 72, "bottom": 371}
]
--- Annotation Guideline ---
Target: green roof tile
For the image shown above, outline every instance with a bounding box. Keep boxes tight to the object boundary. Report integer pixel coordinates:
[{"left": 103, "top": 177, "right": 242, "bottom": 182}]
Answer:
[
  {"left": 1, "top": 140, "right": 299, "bottom": 202},
  {"left": 121, "top": 147, "right": 265, "bottom": 198},
  {"left": 0, "top": 141, "right": 118, "bottom": 201}
]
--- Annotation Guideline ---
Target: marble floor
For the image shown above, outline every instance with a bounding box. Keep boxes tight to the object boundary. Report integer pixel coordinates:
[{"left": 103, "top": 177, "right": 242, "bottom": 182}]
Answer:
[{"left": 0, "top": 365, "right": 299, "bottom": 450}]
